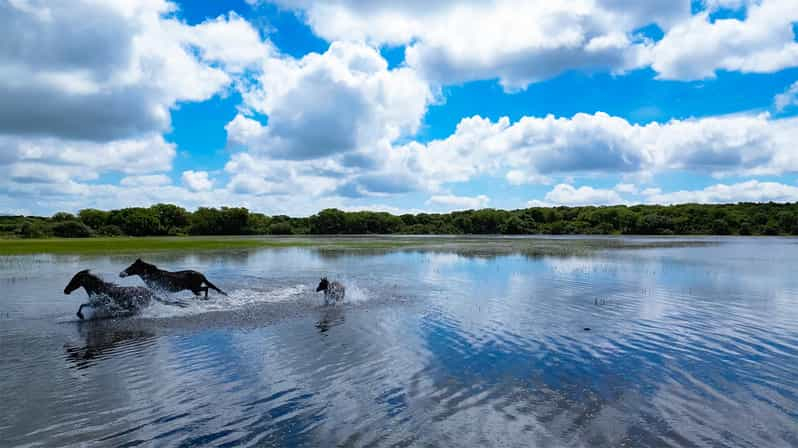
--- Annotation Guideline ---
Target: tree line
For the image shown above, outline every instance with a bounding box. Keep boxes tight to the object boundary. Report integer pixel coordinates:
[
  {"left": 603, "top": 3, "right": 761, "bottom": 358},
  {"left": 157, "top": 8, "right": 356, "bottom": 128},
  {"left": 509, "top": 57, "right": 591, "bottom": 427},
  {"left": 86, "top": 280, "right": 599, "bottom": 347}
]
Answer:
[{"left": 2, "top": 202, "right": 798, "bottom": 238}]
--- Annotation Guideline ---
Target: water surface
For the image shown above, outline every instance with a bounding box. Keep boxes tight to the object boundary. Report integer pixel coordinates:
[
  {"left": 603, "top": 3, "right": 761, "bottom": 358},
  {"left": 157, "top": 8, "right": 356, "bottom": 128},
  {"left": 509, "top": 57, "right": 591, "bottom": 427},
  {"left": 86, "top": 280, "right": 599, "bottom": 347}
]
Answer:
[{"left": 1, "top": 236, "right": 797, "bottom": 447}]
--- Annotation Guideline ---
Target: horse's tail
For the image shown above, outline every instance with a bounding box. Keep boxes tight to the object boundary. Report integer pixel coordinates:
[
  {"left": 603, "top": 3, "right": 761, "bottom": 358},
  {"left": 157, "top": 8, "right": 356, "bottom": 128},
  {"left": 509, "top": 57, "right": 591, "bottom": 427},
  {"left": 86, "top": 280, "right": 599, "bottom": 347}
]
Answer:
[{"left": 202, "top": 276, "right": 228, "bottom": 296}]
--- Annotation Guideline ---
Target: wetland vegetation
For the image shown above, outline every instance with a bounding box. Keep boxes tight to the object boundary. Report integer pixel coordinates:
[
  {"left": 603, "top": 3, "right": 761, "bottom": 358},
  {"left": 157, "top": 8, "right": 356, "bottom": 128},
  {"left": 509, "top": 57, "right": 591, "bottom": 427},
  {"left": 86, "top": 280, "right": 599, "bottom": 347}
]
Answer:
[{"left": 2, "top": 202, "right": 798, "bottom": 243}]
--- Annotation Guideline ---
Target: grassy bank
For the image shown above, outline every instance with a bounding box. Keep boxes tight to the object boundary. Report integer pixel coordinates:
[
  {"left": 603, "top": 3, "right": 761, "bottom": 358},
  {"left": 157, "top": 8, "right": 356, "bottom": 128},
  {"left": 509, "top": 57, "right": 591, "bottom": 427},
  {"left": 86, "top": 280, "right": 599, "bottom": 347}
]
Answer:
[
  {"left": 0, "top": 236, "right": 428, "bottom": 255},
  {"left": 0, "top": 234, "right": 713, "bottom": 256}
]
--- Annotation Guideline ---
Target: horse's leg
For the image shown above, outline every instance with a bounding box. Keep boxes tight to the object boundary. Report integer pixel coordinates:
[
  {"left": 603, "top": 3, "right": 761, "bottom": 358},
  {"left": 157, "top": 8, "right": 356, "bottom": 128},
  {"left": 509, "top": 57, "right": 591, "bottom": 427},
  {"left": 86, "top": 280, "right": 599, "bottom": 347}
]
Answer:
[
  {"left": 204, "top": 287, "right": 209, "bottom": 298},
  {"left": 77, "top": 303, "right": 87, "bottom": 320}
]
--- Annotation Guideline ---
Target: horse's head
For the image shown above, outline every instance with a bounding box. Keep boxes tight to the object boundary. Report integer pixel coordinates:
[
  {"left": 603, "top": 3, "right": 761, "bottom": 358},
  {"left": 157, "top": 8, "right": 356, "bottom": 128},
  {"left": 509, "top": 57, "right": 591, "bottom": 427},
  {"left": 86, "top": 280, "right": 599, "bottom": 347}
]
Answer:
[
  {"left": 120, "top": 258, "right": 149, "bottom": 278},
  {"left": 64, "top": 269, "right": 92, "bottom": 294},
  {"left": 316, "top": 277, "right": 329, "bottom": 292}
]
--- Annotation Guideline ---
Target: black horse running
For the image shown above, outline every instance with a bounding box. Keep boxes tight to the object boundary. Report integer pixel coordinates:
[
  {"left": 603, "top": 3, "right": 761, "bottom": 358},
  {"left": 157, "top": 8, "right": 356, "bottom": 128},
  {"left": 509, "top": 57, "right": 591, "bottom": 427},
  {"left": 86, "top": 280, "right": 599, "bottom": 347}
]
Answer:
[
  {"left": 120, "top": 259, "right": 227, "bottom": 298},
  {"left": 64, "top": 270, "right": 157, "bottom": 320}
]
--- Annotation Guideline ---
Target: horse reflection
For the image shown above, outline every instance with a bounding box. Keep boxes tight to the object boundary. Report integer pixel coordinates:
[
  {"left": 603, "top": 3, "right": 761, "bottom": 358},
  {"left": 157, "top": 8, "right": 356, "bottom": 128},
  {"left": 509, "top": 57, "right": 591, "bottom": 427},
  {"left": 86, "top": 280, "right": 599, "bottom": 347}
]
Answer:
[
  {"left": 64, "top": 322, "right": 154, "bottom": 369},
  {"left": 315, "top": 306, "right": 345, "bottom": 334}
]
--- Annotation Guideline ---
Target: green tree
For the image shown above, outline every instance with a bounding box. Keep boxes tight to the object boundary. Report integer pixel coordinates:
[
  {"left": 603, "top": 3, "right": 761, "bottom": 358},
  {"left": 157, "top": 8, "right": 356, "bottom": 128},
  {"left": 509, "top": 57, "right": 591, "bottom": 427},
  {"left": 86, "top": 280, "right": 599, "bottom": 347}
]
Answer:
[
  {"left": 268, "top": 222, "right": 293, "bottom": 235},
  {"left": 150, "top": 204, "right": 189, "bottom": 234},
  {"left": 310, "top": 208, "right": 347, "bottom": 234},
  {"left": 110, "top": 208, "right": 162, "bottom": 236},
  {"left": 78, "top": 209, "right": 109, "bottom": 230},
  {"left": 51, "top": 212, "right": 75, "bottom": 222}
]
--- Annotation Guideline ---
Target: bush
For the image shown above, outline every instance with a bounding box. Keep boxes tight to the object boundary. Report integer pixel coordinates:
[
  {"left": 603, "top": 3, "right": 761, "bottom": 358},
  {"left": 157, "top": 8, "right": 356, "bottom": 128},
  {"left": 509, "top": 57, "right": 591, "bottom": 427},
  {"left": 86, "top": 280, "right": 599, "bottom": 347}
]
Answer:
[
  {"left": 52, "top": 220, "right": 93, "bottom": 238},
  {"left": 97, "top": 224, "right": 124, "bottom": 236},
  {"left": 19, "top": 221, "right": 51, "bottom": 238}
]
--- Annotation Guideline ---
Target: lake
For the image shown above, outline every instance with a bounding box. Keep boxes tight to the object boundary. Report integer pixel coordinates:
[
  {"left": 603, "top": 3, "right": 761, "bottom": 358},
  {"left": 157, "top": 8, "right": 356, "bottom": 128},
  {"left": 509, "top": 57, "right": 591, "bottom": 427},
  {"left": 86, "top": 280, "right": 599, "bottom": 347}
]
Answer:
[{"left": 1, "top": 236, "right": 797, "bottom": 447}]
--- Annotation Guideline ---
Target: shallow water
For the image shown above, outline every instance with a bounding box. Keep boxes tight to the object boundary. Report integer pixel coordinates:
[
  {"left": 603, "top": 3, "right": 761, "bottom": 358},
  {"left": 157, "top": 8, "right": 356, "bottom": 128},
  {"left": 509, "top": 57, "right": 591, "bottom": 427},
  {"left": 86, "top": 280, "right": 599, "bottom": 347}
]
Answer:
[{"left": 1, "top": 236, "right": 797, "bottom": 447}]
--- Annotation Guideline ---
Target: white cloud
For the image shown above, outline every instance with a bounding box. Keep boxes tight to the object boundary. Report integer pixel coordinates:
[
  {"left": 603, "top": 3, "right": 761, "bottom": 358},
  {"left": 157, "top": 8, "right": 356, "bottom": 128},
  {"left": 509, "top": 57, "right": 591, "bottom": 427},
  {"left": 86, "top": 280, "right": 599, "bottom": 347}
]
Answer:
[
  {"left": 505, "top": 170, "right": 552, "bottom": 186},
  {"left": 542, "top": 184, "right": 626, "bottom": 206},
  {"left": 426, "top": 194, "right": 490, "bottom": 210},
  {"left": 120, "top": 174, "right": 172, "bottom": 187},
  {"left": 224, "top": 153, "right": 341, "bottom": 198},
  {"left": 393, "top": 112, "right": 798, "bottom": 189},
  {"left": 651, "top": 0, "right": 798, "bottom": 80},
  {"left": 181, "top": 170, "right": 214, "bottom": 192},
  {"left": 182, "top": 12, "right": 273, "bottom": 73},
  {"left": 775, "top": 81, "right": 798, "bottom": 112},
  {"left": 270, "top": 0, "right": 692, "bottom": 90},
  {"left": 643, "top": 180, "right": 798, "bottom": 204},
  {"left": 0, "top": 134, "right": 175, "bottom": 182},
  {"left": 642, "top": 187, "right": 663, "bottom": 196},
  {"left": 0, "top": 0, "right": 267, "bottom": 142},
  {"left": 268, "top": 0, "right": 798, "bottom": 86},
  {"left": 4, "top": 0, "right": 797, "bottom": 216},
  {"left": 0, "top": 0, "right": 276, "bottom": 215},
  {"left": 614, "top": 183, "right": 639, "bottom": 194},
  {"left": 230, "top": 41, "right": 433, "bottom": 160}
]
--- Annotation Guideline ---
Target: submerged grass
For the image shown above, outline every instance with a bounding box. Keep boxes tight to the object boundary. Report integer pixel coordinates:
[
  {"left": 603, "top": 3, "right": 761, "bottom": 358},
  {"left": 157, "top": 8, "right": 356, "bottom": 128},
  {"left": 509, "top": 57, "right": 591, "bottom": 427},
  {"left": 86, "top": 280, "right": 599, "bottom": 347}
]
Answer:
[{"left": 0, "top": 235, "right": 714, "bottom": 256}]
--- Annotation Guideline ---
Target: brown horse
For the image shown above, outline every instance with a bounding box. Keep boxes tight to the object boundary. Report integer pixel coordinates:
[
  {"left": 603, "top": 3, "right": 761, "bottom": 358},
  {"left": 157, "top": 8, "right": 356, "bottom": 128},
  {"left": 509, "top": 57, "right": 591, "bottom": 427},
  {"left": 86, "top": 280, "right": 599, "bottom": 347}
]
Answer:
[{"left": 120, "top": 259, "right": 227, "bottom": 298}]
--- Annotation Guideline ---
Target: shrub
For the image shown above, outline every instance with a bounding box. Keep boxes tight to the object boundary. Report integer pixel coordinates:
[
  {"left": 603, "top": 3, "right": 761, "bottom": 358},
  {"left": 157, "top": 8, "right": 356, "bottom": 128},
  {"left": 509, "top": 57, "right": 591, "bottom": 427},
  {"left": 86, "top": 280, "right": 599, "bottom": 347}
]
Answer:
[
  {"left": 52, "top": 220, "right": 93, "bottom": 238},
  {"left": 97, "top": 224, "right": 124, "bottom": 236},
  {"left": 19, "top": 221, "right": 51, "bottom": 238}
]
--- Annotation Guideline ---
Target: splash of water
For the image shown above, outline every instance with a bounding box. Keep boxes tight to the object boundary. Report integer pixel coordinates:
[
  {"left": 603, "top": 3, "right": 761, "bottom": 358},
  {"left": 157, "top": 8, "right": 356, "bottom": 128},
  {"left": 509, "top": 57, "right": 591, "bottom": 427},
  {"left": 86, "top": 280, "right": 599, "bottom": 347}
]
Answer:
[{"left": 140, "top": 284, "right": 310, "bottom": 319}]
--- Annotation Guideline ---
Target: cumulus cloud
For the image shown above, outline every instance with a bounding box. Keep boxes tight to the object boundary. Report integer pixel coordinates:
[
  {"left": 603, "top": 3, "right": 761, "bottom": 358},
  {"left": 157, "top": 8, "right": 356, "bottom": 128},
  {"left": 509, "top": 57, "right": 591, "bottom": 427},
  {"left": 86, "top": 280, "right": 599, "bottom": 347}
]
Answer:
[
  {"left": 181, "top": 171, "right": 214, "bottom": 192},
  {"left": 224, "top": 153, "right": 341, "bottom": 198},
  {"left": 651, "top": 0, "right": 798, "bottom": 80},
  {"left": 525, "top": 179, "right": 798, "bottom": 207},
  {"left": 269, "top": 0, "right": 691, "bottom": 90},
  {"left": 392, "top": 112, "right": 798, "bottom": 189},
  {"left": 643, "top": 180, "right": 798, "bottom": 204},
  {"left": 540, "top": 184, "right": 626, "bottom": 206},
  {"left": 0, "top": 0, "right": 276, "bottom": 214},
  {"left": 4, "top": 0, "right": 797, "bottom": 216},
  {"left": 269, "top": 0, "right": 798, "bottom": 86},
  {"left": 229, "top": 41, "right": 432, "bottom": 160},
  {"left": 0, "top": 1, "right": 267, "bottom": 142},
  {"left": 426, "top": 194, "right": 490, "bottom": 210},
  {"left": 227, "top": 103, "right": 798, "bottom": 211},
  {"left": 0, "top": 134, "right": 175, "bottom": 182}
]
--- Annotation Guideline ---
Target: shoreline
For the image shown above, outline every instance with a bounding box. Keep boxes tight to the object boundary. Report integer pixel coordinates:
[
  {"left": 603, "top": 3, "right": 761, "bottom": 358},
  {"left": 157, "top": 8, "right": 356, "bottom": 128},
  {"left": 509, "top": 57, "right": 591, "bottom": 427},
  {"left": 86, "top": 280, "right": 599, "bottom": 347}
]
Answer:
[{"left": 0, "top": 234, "right": 776, "bottom": 256}]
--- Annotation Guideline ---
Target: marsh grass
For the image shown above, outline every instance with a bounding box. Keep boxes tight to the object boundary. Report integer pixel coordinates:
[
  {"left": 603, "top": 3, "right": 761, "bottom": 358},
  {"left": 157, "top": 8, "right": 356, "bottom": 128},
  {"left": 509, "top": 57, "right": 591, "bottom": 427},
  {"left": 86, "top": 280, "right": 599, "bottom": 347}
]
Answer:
[{"left": 0, "top": 235, "right": 714, "bottom": 256}]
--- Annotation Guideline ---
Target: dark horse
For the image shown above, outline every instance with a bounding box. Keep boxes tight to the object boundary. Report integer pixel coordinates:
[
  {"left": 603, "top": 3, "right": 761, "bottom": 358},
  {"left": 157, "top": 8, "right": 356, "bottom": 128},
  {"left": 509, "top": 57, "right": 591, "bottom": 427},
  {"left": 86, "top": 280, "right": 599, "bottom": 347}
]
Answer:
[
  {"left": 120, "top": 259, "right": 227, "bottom": 298},
  {"left": 64, "top": 270, "right": 156, "bottom": 320},
  {"left": 316, "top": 277, "right": 345, "bottom": 305}
]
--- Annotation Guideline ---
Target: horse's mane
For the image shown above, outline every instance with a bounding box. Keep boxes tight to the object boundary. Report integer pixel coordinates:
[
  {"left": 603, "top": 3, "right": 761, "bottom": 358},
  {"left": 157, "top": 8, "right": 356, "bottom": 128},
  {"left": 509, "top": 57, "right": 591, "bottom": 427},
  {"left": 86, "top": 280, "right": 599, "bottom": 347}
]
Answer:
[
  {"left": 80, "top": 270, "right": 117, "bottom": 288},
  {"left": 136, "top": 259, "right": 159, "bottom": 271}
]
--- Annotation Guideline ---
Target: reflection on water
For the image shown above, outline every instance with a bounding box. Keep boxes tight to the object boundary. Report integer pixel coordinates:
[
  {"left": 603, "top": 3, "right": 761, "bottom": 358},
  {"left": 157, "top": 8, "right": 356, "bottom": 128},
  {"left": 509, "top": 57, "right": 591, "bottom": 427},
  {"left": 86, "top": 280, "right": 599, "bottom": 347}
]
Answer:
[
  {"left": 0, "top": 237, "right": 797, "bottom": 447},
  {"left": 64, "top": 322, "right": 155, "bottom": 370},
  {"left": 316, "top": 306, "right": 345, "bottom": 334}
]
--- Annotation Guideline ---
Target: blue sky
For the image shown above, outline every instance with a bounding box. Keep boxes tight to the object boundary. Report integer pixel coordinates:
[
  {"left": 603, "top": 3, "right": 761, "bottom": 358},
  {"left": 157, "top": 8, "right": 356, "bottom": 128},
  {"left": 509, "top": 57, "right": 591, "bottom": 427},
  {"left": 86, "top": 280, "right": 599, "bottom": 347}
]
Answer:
[{"left": 1, "top": 0, "right": 798, "bottom": 215}]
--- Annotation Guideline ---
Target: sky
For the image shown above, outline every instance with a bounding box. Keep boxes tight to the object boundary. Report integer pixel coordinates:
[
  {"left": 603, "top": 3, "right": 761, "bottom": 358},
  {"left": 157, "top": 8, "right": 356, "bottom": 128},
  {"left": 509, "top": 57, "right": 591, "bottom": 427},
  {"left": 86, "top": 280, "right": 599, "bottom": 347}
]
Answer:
[{"left": 2, "top": 0, "right": 798, "bottom": 216}]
